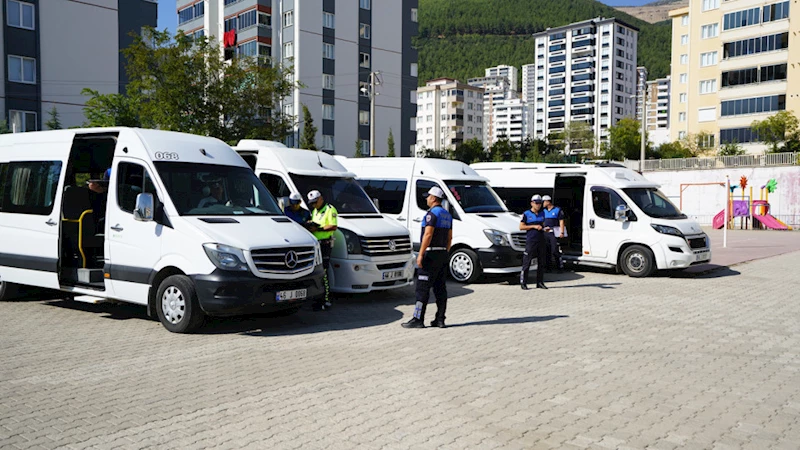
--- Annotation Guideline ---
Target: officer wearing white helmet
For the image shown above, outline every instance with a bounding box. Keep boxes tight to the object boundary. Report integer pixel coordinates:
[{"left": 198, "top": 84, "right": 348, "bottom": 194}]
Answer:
[
  {"left": 284, "top": 192, "right": 311, "bottom": 228},
  {"left": 542, "top": 195, "right": 566, "bottom": 271},
  {"left": 307, "top": 189, "right": 338, "bottom": 311},
  {"left": 519, "top": 194, "right": 548, "bottom": 290}
]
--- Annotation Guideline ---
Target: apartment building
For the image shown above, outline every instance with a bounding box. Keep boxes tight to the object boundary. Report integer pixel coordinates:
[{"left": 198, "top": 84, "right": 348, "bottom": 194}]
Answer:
[
  {"left": 488, "top": 97, "right": 528, "bottom": 145},
  {"left": 177, "top": 0, "right": 419, "bottom": 157},
  {"left": 521, "top": 63, "right": 536, "bottom": 104},
  {"left": 467, "top": 74, "right": 521, "bottom": 144},
  {"left": 415, "top": 78, "right": 484, "bottom": 154},
  {"left": 669, "top": 0, "right": 796, "bottom": 153},
  {"left": 530, "top": 17, "right": 639, "bottom": 154},
  {"left": 2, "top": 0, "right": 157, "bottom": 132},
  {"left": 485, "top": 64, "right": 518, "bottom": 93},
  {"left": 646, "top": 76, "right": 671, "bottom": 145}
]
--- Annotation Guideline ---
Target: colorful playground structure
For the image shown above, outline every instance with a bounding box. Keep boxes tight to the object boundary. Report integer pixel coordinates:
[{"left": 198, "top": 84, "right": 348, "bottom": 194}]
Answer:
[{"left": 713, "top": 177, "right": 791, "bottom": 230}]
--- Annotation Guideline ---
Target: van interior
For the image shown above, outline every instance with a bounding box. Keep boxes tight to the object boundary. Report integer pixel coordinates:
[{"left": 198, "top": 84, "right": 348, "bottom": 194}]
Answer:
[
  {"left": 59, "top": 133, "right": 117, "bottom": 289},
  {"left": 553, "top": 174, "right": 586, "bottom": 256}
]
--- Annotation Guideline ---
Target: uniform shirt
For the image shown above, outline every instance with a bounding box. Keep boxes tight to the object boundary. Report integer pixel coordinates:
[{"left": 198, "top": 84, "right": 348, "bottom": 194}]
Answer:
[
  {"left": 521, "top": 209, "right": 546, "bottom": 240},
  {"left": 543, "top": 206, "right": 565, "bottom": 228},
  {"left": 285, "top": 207, "right": 311, "bottom": 226},
  {"left": 311, "top": 203, "right": 338, "bottom": 240},
  {"left": 421, "top": 205, "right": 452, "bottom": 248}
]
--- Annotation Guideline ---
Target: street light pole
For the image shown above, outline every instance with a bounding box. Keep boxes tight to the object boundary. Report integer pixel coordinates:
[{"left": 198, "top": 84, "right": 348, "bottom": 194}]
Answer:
[
  {"left": 640, "top": 94, "right": 646, "bottom": 174},
  {"left": 368, "top": 71, "right": 381, "bottom": 156}
]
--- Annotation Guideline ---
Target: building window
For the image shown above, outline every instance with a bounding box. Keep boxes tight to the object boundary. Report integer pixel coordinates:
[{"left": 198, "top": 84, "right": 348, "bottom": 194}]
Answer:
[
  {"left": 237, "top": 41, "right": 257, "bottom": 57},
  {"left": 238, "top": 9, "right": 257, "bottom": 29},
  {"left": 763, "top": 1, "right": 790, "bottom": 23},
  {"left": 681, "top": 34, "right": 688, "bottom": 45},
  {"left": 723, "top": 7, "right": 761, "bottom": 31},
  {"left": 700, "top": 51, "right": 718, "bottom": 67},
  {"left": 360, "top": 23, "right": 371, "bottom": 39},
  {"left": 699, "top": 79, "right": 717, "bottom": 94},
  {"left": 721, "top": 94, "right": 785, "bottom": 117},
  {"left": 323, "top": 104, "right": 335, "bottom": 120},
  {"left": 322, "top": 135, "right": 334, "bottom": 151},
  {"left": 681, "top": 15, "right": 689, "bottom": 26},
  {"left": 283, "top": 104, "right": 294, "bottom": 117},
  {"left": 359, "top": 110, "right": 370, "bottom": 125},
  {"left": 322, "top": 12, "right": 335, "bottom": 29},
  {"left": 411, "top": 8, "right": 418, "bottom": 22},
  {"left": 283, "top": 42, "right": 293, "bottom": 59},
  {"left": 7, "top": 55, "right": 36, "bottom": 84},
  {"left": 679, "top": 93, "right": 687, "bottom": 103},
  {"left": 323, "top": 74, "right": 335, "bottom": 90},
  {"left": 8, "top": 110, "right": 37, "bottom": 133},
  {"left": 410, "top": 63, "right": 418, "bottom": 78},
  {"left": 721, "top": 127, "right": 760, "bottom": 144},
  {"left": 283, "top": 10, "right": 293, "bottom": 27},
  {"left": 680, "top": 54, "right": 688, "bottom": 65},
  {"left": 360, "top": 140, "right": 370, "bottom": 156},
  {"left": 359, "top": 52, "right": 370, "bottom": 68},
  {"left": 323, "top": 43, "right": 335, "bottom": 60},
  {"left": 679, "top": 112, "right": 686, "bottom": 122},
  {"left": 680, "top": 73, "right": 688, "bottom": 84},
  {"left": 178, "top": 2, "right": 204, "bottom": 25},
  {"left": 360, "top": 0, "right": 371, "bottom": 10},
  {"left": 702, "top": 0, "right": 719, "bottom": 11},
  {"left": 701, "top": 23, "right": 719, "bottom": 39},
  {"left": 723, "top": 32, "right": 789, "bottom": 59},
  {"left": 7, "top": 0, "right": 34, "bottom": 30},
  {"left": 259, "top": 12, "right": 271, "bottom": 27}
]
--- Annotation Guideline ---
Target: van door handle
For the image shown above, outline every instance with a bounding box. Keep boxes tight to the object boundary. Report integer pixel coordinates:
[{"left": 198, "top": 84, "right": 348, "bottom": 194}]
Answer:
[
  {"left": 413, "top": 218, "right": 422, "bottom": 223},
  {"left": 110, "top": 224, "right": 124, "bottom": 232},
  {"left": 46, "top": 219, "right": 57, "bottom": 226},
  {"left": 396, "top": 216, "right": 405, "bottom": 221},
  {"left": 589, "top": 219, "right": 595, "bottom": 229}
]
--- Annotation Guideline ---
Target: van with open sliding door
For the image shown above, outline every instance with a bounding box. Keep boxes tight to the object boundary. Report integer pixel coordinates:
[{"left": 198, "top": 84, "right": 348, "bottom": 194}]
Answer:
[
  {"left": 0, "top": 128, "right": 324, "bottom": 333},
  {"left": 338, "top": 157, "right": 527, "bottom": 284},
  {"left": 472, "top": 162, "right": 711, "bottom": 277},
  {"left": 234, "top": 140, "right": 415, "bottom": 293}
]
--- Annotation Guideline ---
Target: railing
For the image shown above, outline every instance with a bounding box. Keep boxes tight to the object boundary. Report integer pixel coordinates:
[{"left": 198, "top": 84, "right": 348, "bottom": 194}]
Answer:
[{"left": 623, "top": 152, "right": 799, "bottom": 171}]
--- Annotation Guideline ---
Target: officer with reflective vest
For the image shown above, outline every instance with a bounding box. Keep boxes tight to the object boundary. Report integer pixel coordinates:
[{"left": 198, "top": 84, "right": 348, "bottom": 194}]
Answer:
[
  {"left": 403, "top": 186, "right": 453, "bottom": 329},
  {"left": 307, "top": 190, "right": 338, "bottom": 311},
  {"left": 542, "top": 195, "right": 566, "bottom": 271},
  {"left": 519, "top": 194, "right": 548, "bottom": 290}
]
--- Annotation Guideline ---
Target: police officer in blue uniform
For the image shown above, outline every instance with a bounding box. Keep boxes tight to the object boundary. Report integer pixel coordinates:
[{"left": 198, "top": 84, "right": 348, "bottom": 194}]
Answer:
[
  {"left": 519, "top": 194, "right": 548, "bottom": 290},
  {"left": 542, "top": 195, "right": 566, "bottom": 271},
  {"left": 284, "top": 192, "right": 312, "bottom": 227},
  {"left": 403, "top": 186, "right": 453, "bottom": 329}
]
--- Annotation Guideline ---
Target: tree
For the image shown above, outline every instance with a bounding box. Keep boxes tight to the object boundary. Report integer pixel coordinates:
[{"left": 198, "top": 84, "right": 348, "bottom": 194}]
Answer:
[
  {"left": 387, "top": 128, "right": 396, "bottom": 157},
  {"left": 489, "top": 137, "right": 519, "bottom": 162},
  {"left": 653, "top": 141, "right": 694, "bottom": 159},
  {"left": 83, "top": 28, "right": 297, "bottom": 144},
  {"left": 562, "top": 121, "right": 595, "bottom": 155},
  {"left": 299, "top": 104, "right": 318, "bottom": 150},
  {"left": 45, "top": 106, "right": 62, "bottom": 130},
  {"left": 608, "top": 118, "right": 649, "bottom": 160},
  {"left": 354, "top": 138, "right": 364, "bottom": 158},
  {"left": 451, "top": 138, "right": 484, "bottom": 163},
  {"left": 0, "top": 121, "right": 10, "bottom": 134},
  {"left": 718, "top": 141, "right": 745, "bottom": 156},
  {"left": 751, "top": 111, "right": 800, "bottom": 153}
]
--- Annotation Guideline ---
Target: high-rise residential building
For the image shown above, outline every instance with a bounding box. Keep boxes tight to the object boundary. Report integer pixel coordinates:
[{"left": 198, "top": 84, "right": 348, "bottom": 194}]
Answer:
[
  {"left": 2, "top": 0, "right": 157, "bottom": 132},
  {"left": 645, "top": 76, "right": 671, "bottom": 145},
  {"left": 415, "top": 78, "right": 484, "bottom": 154},
  {"left": 669, "top": 0, "right": 796, "bottom": 154},
  {"left": 485, "top": 64, "right": 519, "bottom": 93},
  {"left": 635, "top": 66, "right": 648, "bottom": 124},
  {"left": 487, "top": 97, "right": 528, "bottom": 145},
  {"left": 177, "top": 0, "right": 419, "bottom": 157},
  {"left": 468, "top": 74, "right": 520, "bottom": 144},
  {"left": 531, "top": 17, "right": 639, "bottom": 154},
  {"left": 521, "top": 63, "right": 536, "bottom": 104}
]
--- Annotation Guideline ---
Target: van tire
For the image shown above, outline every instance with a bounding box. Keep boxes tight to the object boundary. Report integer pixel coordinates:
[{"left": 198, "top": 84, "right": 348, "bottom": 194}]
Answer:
[
  {"left": 619, "top": 245, "right": 656, "bottom": 278},
  {"left": 155, "top": 275, "right": 205, "bottom": 333},
  {"left": 449, "top": 248, "right": 482, "bottom": 284},
  {"left": 0, "top": 281, "right": 19, "bottom": 301}
]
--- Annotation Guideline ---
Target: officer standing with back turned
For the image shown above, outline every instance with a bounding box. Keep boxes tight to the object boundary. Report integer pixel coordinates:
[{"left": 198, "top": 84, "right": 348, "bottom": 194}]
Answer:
[
  {"left": 542, "top": 195, "right": 566, "bottom": 271},
  {"left": 519, "top": 194, "right": 548, "bottom": 290},
  {"left": 403, "top": 186, "right": 453, "bottom": 329}
]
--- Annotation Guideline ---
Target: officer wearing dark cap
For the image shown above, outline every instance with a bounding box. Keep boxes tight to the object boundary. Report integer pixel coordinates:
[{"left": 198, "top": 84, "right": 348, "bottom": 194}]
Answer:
[
  {"left": 542, "top": 195, "right": 566, "bottom": 271},
  {"left": 519, "top": 194, "right": 548, "bottom": 290},
  {"left": 403, "top": 186, "right": 453, "bottom": 329}
]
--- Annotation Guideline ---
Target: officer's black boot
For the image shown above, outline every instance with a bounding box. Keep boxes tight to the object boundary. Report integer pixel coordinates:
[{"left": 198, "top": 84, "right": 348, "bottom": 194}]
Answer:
[
  {"left": 537, "top": 282, "right": 548, "bottom": 289},
  {"left": 402, "top": 318, "right": 425, "bottom": 328}
]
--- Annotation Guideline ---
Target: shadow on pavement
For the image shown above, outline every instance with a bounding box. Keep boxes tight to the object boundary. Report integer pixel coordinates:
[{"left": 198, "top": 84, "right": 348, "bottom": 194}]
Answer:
[
  {"left": 445, "top": 315, "right": 569, "bottom": 328},
  {"left": 551, "top": 282, "right": 622, "bottom": 289}
]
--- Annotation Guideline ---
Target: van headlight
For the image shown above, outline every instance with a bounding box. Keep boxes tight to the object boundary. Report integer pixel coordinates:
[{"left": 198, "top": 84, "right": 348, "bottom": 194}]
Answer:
[
  {"left": 483, "top": 229, "right": 511, "bottom": 246},
  {"left": 341, "top": 228, "right": 362, "bottom": 255},
  {"left": 651, "top": 224, "right": 683, "bottom": 237},
  {"left": 203, "top": 243, "right": 249, "bottom": 271},
  {"left": 314, "top": 242, "right": 323, "bottom": 265}
]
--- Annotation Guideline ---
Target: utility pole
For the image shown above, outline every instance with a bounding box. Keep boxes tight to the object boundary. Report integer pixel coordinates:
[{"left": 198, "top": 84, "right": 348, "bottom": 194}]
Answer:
[
  {"left": 364, "top": 71, "right": 382, "bottom": 156},
  {"left": 638, "top": 68, "right": 648, "bottom": 174}
]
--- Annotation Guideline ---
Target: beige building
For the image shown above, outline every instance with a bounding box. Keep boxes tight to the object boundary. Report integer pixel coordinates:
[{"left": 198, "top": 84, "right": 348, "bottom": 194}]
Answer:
[
  {"left": 669, "top": 0, "right": 797, "bottom": 154},
  {"left": 415, "top": 78, "right": 484, "bottom": 155}
]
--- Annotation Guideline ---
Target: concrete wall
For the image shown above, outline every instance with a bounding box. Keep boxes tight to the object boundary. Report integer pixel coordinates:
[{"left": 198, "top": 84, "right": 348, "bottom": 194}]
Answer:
[{"left": 643, "top": 166, "right": 800, "bottom": 227}]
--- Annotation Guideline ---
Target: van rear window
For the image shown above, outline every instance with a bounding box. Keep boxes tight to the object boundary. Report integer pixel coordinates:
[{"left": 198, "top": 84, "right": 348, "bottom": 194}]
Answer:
[{"left": 0, "top": 161, "right": 62, "bottom": 215}]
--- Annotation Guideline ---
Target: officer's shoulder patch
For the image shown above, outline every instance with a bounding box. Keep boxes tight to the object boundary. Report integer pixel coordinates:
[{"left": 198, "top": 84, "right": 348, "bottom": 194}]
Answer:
[{"left": 425, "top": 213, "right": 433, "bottom": 222}]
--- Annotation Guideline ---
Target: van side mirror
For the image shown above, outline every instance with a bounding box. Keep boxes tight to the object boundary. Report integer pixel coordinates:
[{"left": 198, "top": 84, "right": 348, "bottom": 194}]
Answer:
[
  {"left": 134, "top": 193, "right": 155, "bottom": 222},
  {"left": 614, "top": 204, "right": 630, "bottom": 222},
  {"left": 372, "top": 197, "right": 380, "bottom": 211}
]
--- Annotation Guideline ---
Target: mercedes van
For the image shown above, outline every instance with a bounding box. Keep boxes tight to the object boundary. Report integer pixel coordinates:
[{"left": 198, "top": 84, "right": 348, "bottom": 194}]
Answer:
[
  {"left": 472, "top": 162, "right": 711, "bottom": 277},
  {"left": 339, "top": 157, "right": 527, "bottom": 284},
  {"left": 0, "top": 128, "right": 324, "bottom": 333},
  {"left": 234, "top": 141, "right": 414, "bottom": 293}
]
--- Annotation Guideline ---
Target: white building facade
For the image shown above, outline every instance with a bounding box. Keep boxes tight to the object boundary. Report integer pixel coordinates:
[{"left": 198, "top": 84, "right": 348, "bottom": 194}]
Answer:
[
  {"left": 485, "top": 64, "right": 518, "bottom": 93},
  {"left": 415, "top": 78, "right": 484, "bottom": 154}
]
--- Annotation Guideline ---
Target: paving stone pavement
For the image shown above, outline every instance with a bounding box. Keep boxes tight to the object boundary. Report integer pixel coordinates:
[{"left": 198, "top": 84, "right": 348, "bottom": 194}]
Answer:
[{"left": 1, "top": 252, "right": 799, "bottom": 450}]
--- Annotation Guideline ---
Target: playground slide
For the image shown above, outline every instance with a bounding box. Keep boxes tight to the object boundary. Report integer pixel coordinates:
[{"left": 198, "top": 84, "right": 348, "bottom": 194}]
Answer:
[
  {"left": 754, "top": 214, "right": 789, "bottom": 230},
  {"left": 712, "top": 210, "right": 728, "bottom": 229}
]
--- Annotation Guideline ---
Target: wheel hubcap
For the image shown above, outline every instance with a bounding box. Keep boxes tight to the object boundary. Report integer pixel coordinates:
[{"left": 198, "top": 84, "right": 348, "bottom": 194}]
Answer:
[
  {"left": 627, "top": 252, "right": 645, "bottom": 273},
  {"left": 450, "top": 253, "right": 473, "bottom": 281},
  {"left": 161, "top": 286, "right": 185, "bottom": 325}
]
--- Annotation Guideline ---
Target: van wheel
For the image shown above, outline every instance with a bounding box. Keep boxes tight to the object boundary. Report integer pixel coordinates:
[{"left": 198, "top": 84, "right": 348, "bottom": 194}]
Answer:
[
  {"left": 155, "top": 275, "right": 205, "bottom": 333},
  {"left": 449, "top": 248, "right": 482, "bottom": 284},
  {"left": 0, "top": 281, "right": 19, "bottom": 301},
  {"left": 620, "top": 245, "right": 656, "bottom": 278}
]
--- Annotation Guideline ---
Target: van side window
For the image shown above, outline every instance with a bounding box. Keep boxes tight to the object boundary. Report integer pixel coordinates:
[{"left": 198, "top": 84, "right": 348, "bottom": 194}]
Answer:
[
  {"left": 591, "top": 188, "right": 630, "bottom": 221},
  {"left": 117, "top": 163, "right": 158, "bottom": 213},
  {"left": 1, "top": 161, "right": 62, "bottom": 215},
  {"left": 260, "top": 173, "right": 292, "bottom": 199},
  {"left": 415, "top": 180, "right": 441, "bottom": 210},
  {"left": 0, "top": 163, "right": 7, "bottom": 211},
  {"left": 358, "top": 179, "right": 406, "bottom": 214}
]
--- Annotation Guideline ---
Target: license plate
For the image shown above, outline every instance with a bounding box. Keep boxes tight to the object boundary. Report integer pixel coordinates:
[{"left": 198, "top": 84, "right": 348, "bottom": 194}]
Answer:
[
  {"left": 276, "top": 289, "right": 307, "bottom": 302},
  {"left": 382, "top": 270, "right": 404, "bottom": 280},
  {"left": 695, "top": 252, "right": 710, "bottom": 262}
]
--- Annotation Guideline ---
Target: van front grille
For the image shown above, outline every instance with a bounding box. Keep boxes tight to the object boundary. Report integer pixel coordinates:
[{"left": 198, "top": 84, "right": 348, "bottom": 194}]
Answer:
[
  {"left": 360, "top": 236, "right": 412, "bottom": 257},
  {"left": 687, "top": 237, "right": 707, "bottom": 249},
  {"left": 511, "top": 233, "right": 527, "bottom": 250},
  {"left": 250, "top": 246, "right": 315, "bottom": 274}
]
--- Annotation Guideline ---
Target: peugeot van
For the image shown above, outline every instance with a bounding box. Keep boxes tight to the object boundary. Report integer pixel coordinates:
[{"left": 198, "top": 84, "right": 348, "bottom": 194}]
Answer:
[
  {"left": 0, "top": 128, "right": 324, "bottom": 333},
  {"left": 472, "top": 162, "right": 711, "bottom": 277}
]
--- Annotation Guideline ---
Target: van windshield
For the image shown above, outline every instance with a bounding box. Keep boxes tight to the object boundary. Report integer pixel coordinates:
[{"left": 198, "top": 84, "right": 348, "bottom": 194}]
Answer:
[
  {"left": 155, "top": 162, "right": 282, "bottom": 216},
  {"left": 623, "top": 187, "right": 687, "bottom": 219},
  {"left": 445, "top": 180, "right": 507, "bottom": 213},
  {"left": 290, "top": 174, "right": 378, "bottom": 214}
]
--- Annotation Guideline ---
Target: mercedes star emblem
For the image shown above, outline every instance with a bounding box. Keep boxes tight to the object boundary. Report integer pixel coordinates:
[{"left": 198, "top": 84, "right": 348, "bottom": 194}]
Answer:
[
  {"left": 285, "top": 250, "right": 298, "bottom": 269},
  {"left": 388, "top": 240, "right": 397, "bottom": 251}
]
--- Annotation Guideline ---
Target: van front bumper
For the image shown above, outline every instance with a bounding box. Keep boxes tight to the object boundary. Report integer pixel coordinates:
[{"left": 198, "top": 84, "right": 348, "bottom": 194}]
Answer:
[
  {"left": 658, "top": 234, "right": 712, "bottom": 269},
  {"left": 191, "top": 266, "right": 325, "bottom": 317},
  {"left": 478, "top": 246, "right": 526, "bottom": 273},
  {"left": 330, "top": 255, "right": 415, "bottom": 293}
]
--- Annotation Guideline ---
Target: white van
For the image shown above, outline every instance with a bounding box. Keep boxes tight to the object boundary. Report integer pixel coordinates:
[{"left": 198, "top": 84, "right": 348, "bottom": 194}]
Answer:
[
  {"left": 338, "top": 157, "right": 527, "bottom": 283},
  {"left": 472, "top": 162, "right": 711, "bottom": 277},
  {"left": 233, "top": 141, "right": 414, "bottom": 293},
  {"left": 0, "top": 128, "right": 324, "bottom": 333}
]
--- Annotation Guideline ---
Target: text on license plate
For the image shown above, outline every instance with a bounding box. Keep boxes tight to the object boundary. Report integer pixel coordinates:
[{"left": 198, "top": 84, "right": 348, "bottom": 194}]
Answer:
[
  {"left": 695, "top": 252, "right": 710, "bottom": 261},
  {"left": 276, "top": 289, "right": 307, "bottom": 302},
  {"left": 382, "top": 270, "right": 404, "bottom": 280}
]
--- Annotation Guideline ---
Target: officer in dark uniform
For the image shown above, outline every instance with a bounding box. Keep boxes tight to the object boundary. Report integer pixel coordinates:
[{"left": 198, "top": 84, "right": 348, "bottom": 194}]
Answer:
[
  {"left": 519, "top": 194, "right": 548, "bottom": 290},
  {"left": 403, "top": 186, "right": 453, "bottom": 329},
  {"left": 542, "top": 195, "right": 566, "bottom": 271}
]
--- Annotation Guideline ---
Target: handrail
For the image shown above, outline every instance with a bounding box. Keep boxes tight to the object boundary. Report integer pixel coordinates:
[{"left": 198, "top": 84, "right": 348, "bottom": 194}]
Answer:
[
  {"left": 62, "top": 209, "right": 94, "bottom": 268},
  {"left": 623, "top": 152, "right": 799, "bottom": 171}
]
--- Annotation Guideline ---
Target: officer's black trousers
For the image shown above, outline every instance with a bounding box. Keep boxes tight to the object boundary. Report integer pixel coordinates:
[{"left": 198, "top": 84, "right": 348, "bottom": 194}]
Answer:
[
  {"left": 414, "top": 250, "right": 448, "bottom": 322},
  {"left": 544, "top": 232, "right": 562, "bottom": 269},
  {"left": 520, "top": 234, "right": 546, "bottom": 285},
  {"left": 319, "top": 238, "right": 333, "bottom": 305}
]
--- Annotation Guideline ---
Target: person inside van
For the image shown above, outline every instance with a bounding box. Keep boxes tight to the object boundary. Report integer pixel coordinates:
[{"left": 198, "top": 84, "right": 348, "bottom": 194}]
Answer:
[
  {"left": 198, "top": 180, "right": 226, "bottom": 208},
  {"left": 542, "top": 195, "right": 565, "bottom": 271},
  {"left": 285, "top": 192, "right": 311, "bottom": 228},
  {"left": 87, "top": 168, "right": 111, "bottom": 233}
]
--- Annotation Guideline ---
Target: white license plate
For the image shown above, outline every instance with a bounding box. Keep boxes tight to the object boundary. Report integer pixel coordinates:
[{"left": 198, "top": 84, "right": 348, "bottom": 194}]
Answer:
[
  {"left": 276, "top": 289, "right": 307, "bottom": 302},
  {"left": 382, "top": 270, "right": 404, "bottom": 280},
  {"left": 695, "top": 252, "right": 710, "bottom": 262}
]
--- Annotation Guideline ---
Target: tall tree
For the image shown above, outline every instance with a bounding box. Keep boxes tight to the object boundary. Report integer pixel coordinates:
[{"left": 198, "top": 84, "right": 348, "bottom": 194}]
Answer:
[
  {"left": 299, "top": 104, "right": 318, "bottom": 150},
  {"left": 387, "top": 128, "right": 396, "bottom": 157},
  {"left": 451, "top": 138, "right": 484, "bottom": 163},
  {"left": 45, "top": 106, "right": 63, "bottom": 130},
  {"left": 607, "top": 118, "right": 649, "bottom": 160},
  {"left": 354, "top": 138, "right": 364, "bottom": 158},
  {"left": 562, "top": 121, "right": 595, "bottom": 155},
  {"left": 82, "top": 28, "right": 297, "bottom": 144},
  {"left": 751, "top": 111, "right": 799, "bottom": 153}
]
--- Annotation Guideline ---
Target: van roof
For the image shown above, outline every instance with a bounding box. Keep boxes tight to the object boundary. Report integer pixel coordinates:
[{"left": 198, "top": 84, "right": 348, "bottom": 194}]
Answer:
[
  {"left": 339, "top": 157, "right": 488, "bottom": 182},
  {"left": 471, "top": 161, "right": 659, "bottom": 189},
  {"left": 234, "top": 140, "right": 356, "bottom": 178}
]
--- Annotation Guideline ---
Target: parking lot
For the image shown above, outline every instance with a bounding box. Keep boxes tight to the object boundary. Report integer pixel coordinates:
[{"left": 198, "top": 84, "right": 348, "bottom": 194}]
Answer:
[{"left": 1, "top": 244, "right": 800, "bottom": 449}]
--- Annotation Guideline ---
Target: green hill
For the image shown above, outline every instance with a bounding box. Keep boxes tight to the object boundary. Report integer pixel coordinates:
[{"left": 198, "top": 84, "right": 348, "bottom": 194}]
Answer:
[{"left": 416, "top": 0, "right": 672, "bottom": 85}]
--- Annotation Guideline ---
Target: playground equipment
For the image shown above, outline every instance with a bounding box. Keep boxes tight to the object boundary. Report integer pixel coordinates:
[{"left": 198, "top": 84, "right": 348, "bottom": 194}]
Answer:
[{"left": 712, "top": 177, "right": 791, "bottom": 230}]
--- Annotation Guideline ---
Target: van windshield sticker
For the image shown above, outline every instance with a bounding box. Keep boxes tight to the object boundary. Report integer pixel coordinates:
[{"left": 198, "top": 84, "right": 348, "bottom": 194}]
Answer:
[{"left": 155, "top": 152, "right": 180, "bottom": 161}]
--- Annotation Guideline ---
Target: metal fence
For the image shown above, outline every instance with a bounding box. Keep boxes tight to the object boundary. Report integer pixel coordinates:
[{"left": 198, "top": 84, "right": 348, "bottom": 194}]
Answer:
[{"left": 622, "top": 152, "right": 799, "bottom": 172}]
